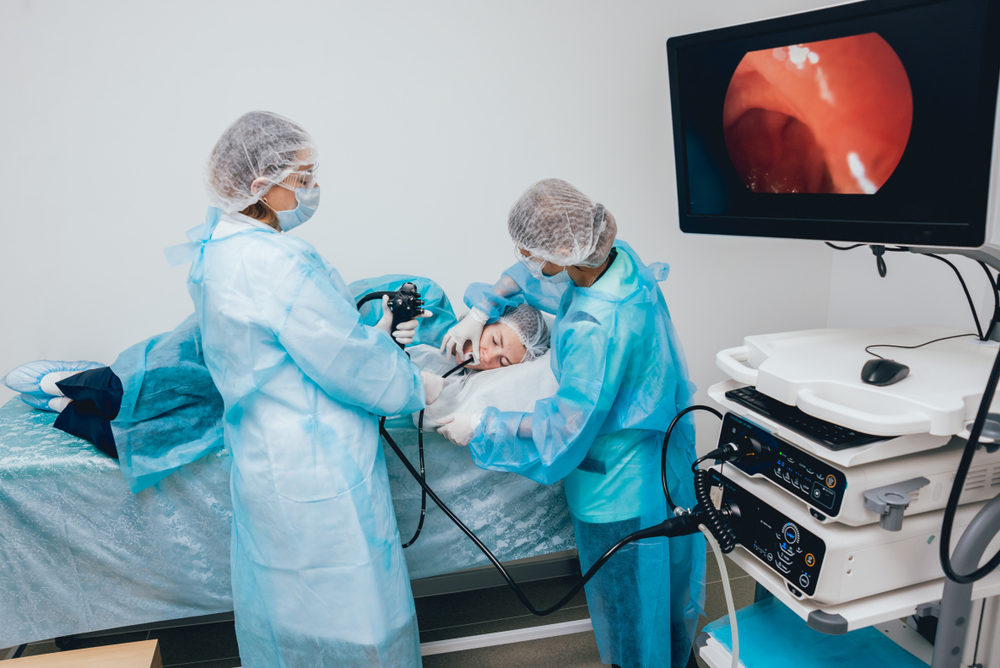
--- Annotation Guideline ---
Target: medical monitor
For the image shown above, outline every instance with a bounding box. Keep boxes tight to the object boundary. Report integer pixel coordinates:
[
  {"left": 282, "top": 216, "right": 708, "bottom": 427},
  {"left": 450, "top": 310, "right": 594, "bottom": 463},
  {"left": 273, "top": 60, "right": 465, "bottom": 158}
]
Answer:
[{"left": 666, "top": 0, "right": 1000, "bottom": 257}]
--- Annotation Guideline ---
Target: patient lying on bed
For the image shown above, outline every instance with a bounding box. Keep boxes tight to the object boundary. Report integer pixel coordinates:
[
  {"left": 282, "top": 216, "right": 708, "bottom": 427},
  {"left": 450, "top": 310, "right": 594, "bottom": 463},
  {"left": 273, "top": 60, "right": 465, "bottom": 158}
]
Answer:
[
  {"left": 406, "top": 303, "right": 557, "bottom": 425},
  {"left": 3, "top": 292, "right": 557, "bottom": 491}
]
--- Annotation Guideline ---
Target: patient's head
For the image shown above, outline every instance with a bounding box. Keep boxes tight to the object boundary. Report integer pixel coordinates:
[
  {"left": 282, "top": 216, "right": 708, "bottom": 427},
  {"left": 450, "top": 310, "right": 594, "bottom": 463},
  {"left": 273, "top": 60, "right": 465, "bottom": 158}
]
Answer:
[{"left": 460, "top": 304, "right": 550, "bottom": 370}]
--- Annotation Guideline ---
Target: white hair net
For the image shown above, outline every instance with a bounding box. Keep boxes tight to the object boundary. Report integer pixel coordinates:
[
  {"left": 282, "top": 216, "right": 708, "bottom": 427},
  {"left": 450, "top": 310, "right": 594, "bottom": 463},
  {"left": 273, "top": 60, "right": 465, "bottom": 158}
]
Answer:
[
  {"left": 206, "top": 111, "right": 316, "bottom": 213},
  {"left": 498, "top": 304, "right": 550, "bottom": 361},
  {"left": 508, "top": 178, "right": 618, "bottom": 268}
]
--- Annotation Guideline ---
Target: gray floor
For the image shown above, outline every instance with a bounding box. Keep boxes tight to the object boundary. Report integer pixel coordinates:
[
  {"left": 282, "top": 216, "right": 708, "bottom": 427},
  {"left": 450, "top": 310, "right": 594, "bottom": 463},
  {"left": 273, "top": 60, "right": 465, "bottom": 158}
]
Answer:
[{"left": 3, "top": 545, "right": 753, "bottom": 667}]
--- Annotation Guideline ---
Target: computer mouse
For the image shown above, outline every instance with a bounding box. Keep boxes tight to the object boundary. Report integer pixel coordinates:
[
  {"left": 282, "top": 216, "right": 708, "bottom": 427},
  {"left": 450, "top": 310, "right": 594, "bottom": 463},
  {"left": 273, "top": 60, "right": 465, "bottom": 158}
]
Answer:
[{"left": 860, "top": 358, "right": 910, "bottom": 386}]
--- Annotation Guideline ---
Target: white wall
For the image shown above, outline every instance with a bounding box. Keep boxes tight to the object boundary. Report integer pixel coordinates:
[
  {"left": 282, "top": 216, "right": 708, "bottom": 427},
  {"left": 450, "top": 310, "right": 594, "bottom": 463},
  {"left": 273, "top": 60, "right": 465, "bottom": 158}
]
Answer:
[
  {"left": 0, "top": 0, "right": 840, "bottom": 454},
  {"left": 828, "top": 250, "right": 998, "bottom": 332}
]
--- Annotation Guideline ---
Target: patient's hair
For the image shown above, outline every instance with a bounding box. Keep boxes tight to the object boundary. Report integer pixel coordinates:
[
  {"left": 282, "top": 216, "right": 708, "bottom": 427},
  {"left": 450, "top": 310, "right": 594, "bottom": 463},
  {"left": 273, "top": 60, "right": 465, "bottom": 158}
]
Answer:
[{"left": 498, "top": 304, "right": 550, "bottom": 361}]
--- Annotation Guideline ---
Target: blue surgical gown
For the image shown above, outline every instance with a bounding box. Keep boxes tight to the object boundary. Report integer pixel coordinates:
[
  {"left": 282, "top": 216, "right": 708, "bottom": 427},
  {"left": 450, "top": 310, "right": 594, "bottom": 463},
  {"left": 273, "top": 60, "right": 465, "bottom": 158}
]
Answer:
[
  {"left": 185, "top": 209, "right": 426, "bottom": 667},
  {"left": 110, "top": 313, "right": 225, "bottom": 492},
  {"left": 464, "top": 240, "right": 705, "bottom": 668},
  {"left": 109, "top": 275, "right": 453, "bottom": 493}
]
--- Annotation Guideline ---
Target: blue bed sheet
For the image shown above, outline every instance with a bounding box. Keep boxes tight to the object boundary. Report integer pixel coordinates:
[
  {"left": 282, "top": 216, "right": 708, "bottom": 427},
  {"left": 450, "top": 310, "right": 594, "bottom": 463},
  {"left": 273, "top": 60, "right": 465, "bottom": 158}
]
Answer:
[{"left": 0, "top": 399, "right": 574, "bottom": 647}]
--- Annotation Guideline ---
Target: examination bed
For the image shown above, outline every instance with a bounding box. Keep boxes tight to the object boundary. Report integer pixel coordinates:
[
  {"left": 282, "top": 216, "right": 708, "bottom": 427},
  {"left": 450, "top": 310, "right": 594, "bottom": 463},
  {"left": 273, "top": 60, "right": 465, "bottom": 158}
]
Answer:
[{"left": 0, "top": 398, "right": 575, "bottom": 648}]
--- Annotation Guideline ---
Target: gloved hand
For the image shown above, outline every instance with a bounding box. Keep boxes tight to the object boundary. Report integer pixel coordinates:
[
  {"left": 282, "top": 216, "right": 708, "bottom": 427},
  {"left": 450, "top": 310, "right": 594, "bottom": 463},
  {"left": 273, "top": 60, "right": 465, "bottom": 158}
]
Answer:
[
  {"left": 376, "top": 295, "right": 430, "bottom": 346},
  {"left": 421, "top": 371, "right": 445, "bottom": 406},
  {"left": 436, "top": 412, "right": 483, "bottom": 446},
  {"left": 440, "top": 307, "right": 489, "bottom": 363}
]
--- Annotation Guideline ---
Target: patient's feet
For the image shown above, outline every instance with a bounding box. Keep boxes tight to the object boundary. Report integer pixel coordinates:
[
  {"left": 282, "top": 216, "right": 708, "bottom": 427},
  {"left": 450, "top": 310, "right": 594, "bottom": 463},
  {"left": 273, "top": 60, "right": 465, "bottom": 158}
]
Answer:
[
  {"left": 40, "top": 370, "right": 84, "bottom": 396},
  {"left": 3, "top": 359, "right": 102, "bottom": 412},
  {"left": 47, "top": 396, "right": 72, "bottom": 412}
]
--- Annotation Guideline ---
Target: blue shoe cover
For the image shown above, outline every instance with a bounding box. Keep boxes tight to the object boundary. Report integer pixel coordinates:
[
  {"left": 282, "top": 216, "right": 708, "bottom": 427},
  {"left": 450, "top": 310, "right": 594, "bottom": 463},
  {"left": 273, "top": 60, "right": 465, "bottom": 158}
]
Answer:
[
  {"left": 17, "top": 393, "right": 61, "bottom": 412},
  {"left": 3, "top": 360, "right": 103, "bottom": 395}
]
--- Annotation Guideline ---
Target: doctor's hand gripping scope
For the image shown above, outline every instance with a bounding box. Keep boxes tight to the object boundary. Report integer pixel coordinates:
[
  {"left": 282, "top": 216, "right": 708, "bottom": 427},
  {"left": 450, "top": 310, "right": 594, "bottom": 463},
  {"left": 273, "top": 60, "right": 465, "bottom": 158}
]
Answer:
[{"left": 356, "top": 281, "right": 425, "bottom": 349}]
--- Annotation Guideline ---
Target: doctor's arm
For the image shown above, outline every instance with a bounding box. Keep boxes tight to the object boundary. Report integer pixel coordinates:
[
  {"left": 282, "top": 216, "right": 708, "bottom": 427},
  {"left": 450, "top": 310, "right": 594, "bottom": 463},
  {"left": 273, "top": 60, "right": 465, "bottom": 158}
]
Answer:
[
  {"left": 445, "top": 263, "right": 568, "bottom": 362},
  {"left": 466, "top": 318, "right": 621, "bottom": 485},
  {"left": 275, "top": 266, "right": 427, "bottom": 417}
]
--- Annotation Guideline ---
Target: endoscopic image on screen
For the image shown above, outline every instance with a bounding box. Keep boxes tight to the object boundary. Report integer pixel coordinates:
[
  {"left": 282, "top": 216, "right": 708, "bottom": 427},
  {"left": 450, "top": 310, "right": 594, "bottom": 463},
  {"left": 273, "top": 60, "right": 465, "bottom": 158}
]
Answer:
[{"left": 722, "top": 33, "right": 913, "bottom": 195}]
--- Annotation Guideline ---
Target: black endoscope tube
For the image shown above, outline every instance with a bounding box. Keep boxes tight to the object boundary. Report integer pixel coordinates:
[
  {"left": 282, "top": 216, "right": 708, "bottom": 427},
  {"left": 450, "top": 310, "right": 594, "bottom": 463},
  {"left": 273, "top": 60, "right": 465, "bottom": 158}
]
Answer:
[
  {"left": 400, "top": 358, "right": 473, "bottom": 548},
  {"left": 356, "top": 291, "right": 393, "bottom": 308},
  {"left": 360, "top": 289, "right": 712, "bottom": 614},
  {"left": 661, "top": 405, "right": 722, "bottom": 510},
  {"left": 380, "top": 420, "right": 703, "bottom": 615}
]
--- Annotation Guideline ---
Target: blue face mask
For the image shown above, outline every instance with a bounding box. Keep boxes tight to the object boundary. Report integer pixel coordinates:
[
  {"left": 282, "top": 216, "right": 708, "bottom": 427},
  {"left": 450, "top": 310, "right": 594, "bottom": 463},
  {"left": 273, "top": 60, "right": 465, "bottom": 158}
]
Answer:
[
  {"left": 539, "top": 268, "right": 571, "bottom": 283},
  {"left": 517, "top": 251, "right": 570, "bottom": 283},
  {"left": 275, "top": 186, "right": 321, "bottom": 232}
]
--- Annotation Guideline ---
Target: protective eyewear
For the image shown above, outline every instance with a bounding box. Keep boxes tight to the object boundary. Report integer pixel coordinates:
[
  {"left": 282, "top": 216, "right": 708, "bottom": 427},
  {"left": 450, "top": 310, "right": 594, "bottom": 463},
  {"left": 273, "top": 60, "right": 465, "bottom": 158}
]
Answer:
[
  {"left": 277, "top": 168, "right": 318, "bottom": 191},
  {"left": 515, "top": 248, "right": 547, "bottom": 279}
]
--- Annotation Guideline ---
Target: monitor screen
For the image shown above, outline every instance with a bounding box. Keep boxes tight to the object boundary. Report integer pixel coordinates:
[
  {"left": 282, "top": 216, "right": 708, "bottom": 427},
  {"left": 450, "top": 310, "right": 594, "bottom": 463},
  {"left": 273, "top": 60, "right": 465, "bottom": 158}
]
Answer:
[{"left": 667, "top": 0, "right": 1000, "bottom": 248}]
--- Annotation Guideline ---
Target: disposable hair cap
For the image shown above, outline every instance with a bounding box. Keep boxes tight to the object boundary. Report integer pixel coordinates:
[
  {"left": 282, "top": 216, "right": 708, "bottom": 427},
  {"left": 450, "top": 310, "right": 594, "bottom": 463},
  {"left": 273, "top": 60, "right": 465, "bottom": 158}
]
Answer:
[
  {"left": 206, "top": 111, "right": 316, "bottom": 213},
  {"left": 508, "top": 178, "right": 617, "bottom": 268},
  {"left": 498, "top": 304, "right": 550, "bottom": 361}
]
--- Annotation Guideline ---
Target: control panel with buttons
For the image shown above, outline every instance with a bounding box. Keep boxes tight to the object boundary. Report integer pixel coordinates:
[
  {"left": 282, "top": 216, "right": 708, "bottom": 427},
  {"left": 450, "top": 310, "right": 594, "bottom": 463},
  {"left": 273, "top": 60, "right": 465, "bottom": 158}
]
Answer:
[
  {"left": 719, "top": 413, "right": 847, "bottom": 518},
  {"left": 714, "top": 468, "right": 825, "bottom": 597}
]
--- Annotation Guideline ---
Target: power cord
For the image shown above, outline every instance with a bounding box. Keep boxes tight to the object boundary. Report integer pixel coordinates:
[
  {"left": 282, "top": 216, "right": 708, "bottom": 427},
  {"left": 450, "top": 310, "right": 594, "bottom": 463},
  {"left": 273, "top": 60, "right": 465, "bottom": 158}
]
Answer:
[
  {"left": 864, "top": 332, "right": 979, "bottom": 359},
  {"left": 922, "top": 253, "right": 985, "bottom": 340},
  {"left": 977, "top": 261, "right": 1000, "bottom": 339}
]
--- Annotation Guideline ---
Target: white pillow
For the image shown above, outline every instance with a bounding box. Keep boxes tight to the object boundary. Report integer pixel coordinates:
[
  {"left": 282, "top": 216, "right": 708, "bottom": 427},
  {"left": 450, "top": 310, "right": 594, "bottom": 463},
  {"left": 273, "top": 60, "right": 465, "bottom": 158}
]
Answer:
[{"left": 407, "top": 345, "right": 559, "bottom": 424}]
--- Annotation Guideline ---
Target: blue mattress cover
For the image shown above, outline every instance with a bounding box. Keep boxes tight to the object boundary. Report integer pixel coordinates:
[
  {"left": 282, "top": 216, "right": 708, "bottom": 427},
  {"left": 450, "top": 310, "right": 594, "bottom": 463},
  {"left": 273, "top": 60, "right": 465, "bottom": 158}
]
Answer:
[{"left": 0, "top": 399, "right": 573, "bottom": 647}]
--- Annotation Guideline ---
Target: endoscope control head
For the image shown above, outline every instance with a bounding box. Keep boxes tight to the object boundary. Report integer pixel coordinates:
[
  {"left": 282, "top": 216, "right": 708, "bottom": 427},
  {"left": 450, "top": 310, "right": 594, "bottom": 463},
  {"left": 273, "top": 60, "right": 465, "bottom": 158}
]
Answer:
[{"left": 387, "top": 282, "right": 425, "bottom": 348}]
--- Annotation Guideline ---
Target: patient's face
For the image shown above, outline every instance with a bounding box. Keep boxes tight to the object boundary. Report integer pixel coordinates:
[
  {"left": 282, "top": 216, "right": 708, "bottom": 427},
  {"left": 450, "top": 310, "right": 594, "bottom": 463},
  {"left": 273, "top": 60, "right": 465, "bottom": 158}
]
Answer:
[{"left": 460, "top": 322, "right": 527, "bottom": 370}]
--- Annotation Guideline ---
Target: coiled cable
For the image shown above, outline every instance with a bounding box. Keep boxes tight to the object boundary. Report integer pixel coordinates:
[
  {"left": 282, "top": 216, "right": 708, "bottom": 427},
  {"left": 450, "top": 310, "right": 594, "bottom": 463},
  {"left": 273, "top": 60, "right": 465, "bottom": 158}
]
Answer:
[{"left": 693, "top": 468, "right": 736, "bottom": 553}]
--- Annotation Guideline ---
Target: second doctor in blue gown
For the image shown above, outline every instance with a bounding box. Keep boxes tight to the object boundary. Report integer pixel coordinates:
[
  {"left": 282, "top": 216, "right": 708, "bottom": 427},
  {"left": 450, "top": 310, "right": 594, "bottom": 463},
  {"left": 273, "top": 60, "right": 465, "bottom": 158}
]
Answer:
[
  {"left": 182, "top": 111, "right": 439, "bottom": 667},
  {"left": 438, "top": 179, "right": 706, "bottom": 668}
]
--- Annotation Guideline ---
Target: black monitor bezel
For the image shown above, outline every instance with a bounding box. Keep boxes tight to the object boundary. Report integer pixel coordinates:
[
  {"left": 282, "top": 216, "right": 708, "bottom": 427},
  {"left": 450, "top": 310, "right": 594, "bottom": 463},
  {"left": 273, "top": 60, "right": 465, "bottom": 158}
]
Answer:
[{"left": 666, "top": 0, "right": 1000, "bottom": 248}]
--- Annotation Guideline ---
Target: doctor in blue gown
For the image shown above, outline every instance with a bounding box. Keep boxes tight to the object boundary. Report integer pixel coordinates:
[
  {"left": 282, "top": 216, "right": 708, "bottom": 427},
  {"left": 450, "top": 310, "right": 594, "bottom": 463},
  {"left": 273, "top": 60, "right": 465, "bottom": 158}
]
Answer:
[
  {"left": 182, "top": 111, "right": 440, "bottom": 667},
  {"left": 438, "top": 178, "right": 706, "bottom": 668}
]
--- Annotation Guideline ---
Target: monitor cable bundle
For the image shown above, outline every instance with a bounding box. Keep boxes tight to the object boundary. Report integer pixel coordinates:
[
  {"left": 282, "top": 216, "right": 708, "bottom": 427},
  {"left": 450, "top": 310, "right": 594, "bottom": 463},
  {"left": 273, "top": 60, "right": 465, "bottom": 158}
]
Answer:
[{"left": 826, "top": 243, "right": 1000, "bottom": 342}]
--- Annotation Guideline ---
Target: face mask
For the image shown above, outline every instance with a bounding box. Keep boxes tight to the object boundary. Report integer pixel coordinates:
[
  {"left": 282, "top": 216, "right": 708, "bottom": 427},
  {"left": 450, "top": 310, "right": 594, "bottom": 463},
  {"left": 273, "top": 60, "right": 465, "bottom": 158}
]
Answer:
[
  {"left": 274, "top": 186, "right": 321, "bottom": 232},
  {"left": 539, "top": 268, "right": 571, "bottom": 283},
  {"left": 517, "top": 251, "right": 570, "bottom": 283},
  {"left": 517, "top": 250, "right": 549, "bottom": 279}
]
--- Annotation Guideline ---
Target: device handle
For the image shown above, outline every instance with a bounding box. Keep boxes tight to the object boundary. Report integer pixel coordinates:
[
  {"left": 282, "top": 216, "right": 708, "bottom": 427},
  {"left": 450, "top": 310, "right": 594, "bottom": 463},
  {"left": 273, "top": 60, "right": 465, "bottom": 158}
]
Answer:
[
  {"left": 797, "top": 388, "right": 929, "bottom": 435},
  {"left": 715, "top": 346, "right": 758, "bottom": 385}
]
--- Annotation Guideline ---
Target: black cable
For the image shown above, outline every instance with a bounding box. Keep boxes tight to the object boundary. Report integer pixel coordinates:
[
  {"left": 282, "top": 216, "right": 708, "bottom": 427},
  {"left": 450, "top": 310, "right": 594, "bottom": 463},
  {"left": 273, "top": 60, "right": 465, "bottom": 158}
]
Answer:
[
  {"left": 863, "top": 333, "right": 978, "bottom": 359},
  {"left": 977, "top": 261, "right": 1000, "bottom": 340},
  {"left": 399, "top": 409, "right": 426, "bottom": 548},
  {"left": 972, "top": 598, "right": 986, "bottom": 666},
  {"left": 924, "top": 254, "right": 985, "bottom": 340},
  {"left": 355, "top": 290, "right": 393, "bottom": 308},
  {"left": 359, "top": 291, "right": 716, "bottom": 611},
  {"left": 691, "top": 444, "right": 740, "bottom": 473},
  {"left": 693, "top": 468, "right": 737, "bottom": 553},
  {"left": 827, "top": 244, "right": 994, "bottom": 340},
  {"left": 871, "top": 245, "right": 888, "bottom": 277},
  {"left": 939, "top": 340, "right": 1000, "bottom": 584},
  {"left": 661, "top": 404, "right": 722, "bottom": 510},
  {"left": 379, "top": 420, "right": 703, "bottom": 615},
  {"left": 399, "top": 358, "right": 473, "bottom": 548},
  {"left": 825, "top": 242, "right": 865, "bottom": 251}
]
